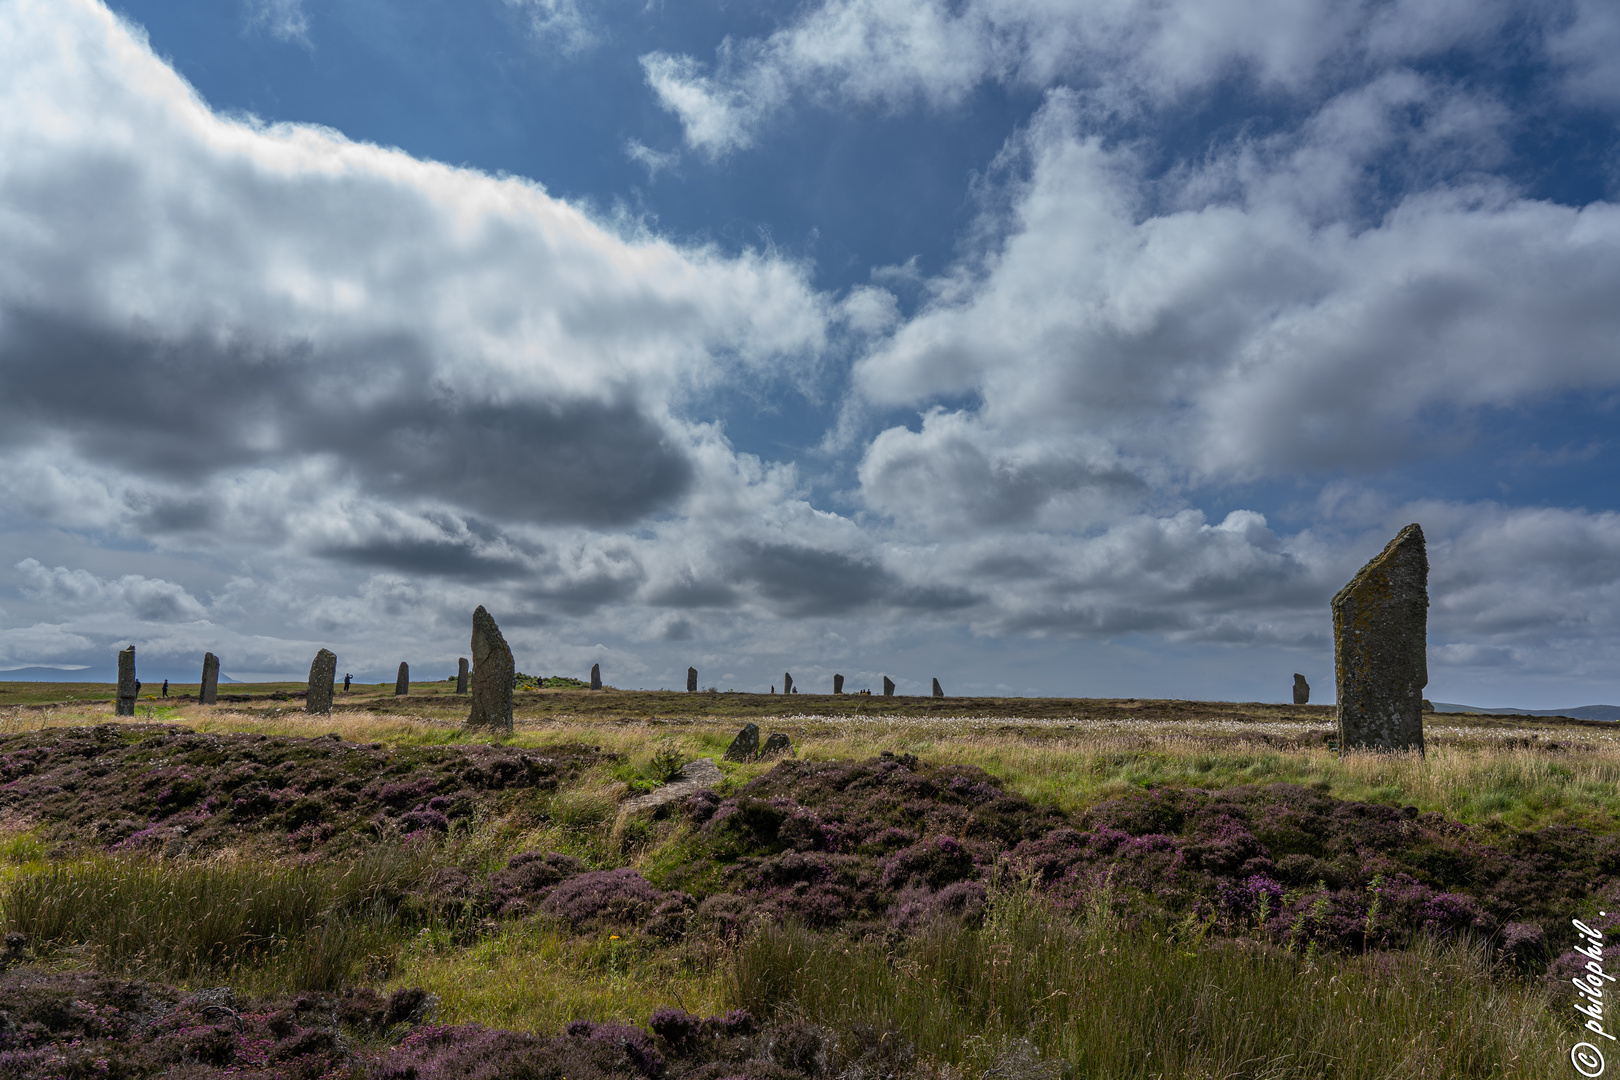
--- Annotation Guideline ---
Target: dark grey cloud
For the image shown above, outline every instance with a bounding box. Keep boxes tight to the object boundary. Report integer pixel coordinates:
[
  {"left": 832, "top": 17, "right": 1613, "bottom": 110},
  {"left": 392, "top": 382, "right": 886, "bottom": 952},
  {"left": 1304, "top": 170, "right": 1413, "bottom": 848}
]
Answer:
[
  {"left": 0, "top": 308, "right": 693, "bottom": 529},
  {"left": 727, "top": 539, "right": 979, "bottom": 617}
]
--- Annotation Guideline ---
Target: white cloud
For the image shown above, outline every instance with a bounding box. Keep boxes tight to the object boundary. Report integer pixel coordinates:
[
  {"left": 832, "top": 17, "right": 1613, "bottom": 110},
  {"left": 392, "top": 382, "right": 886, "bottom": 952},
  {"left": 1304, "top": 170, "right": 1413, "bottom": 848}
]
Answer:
[
  {"left": 244, "top": 0, "right": 311, "bottom": 47},
  {"left": 851, "top": 89, "right": 1620, "bottom": 508},
  {"left": 504, "top": 0, "right": 597, "bottom": 55},
  {"left": 16, "top": 559, "right": 208, "bottom": 622},
  {"left": 640, "top": 0, "right": 1541, "bottom": 155}
]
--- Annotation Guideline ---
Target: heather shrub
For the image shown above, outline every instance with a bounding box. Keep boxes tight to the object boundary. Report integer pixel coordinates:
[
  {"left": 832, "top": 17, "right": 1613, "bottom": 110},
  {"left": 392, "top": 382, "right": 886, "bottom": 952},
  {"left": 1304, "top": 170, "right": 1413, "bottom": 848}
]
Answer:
[{"left": 540, "top": 868, "right": 664, "bottom": 928}]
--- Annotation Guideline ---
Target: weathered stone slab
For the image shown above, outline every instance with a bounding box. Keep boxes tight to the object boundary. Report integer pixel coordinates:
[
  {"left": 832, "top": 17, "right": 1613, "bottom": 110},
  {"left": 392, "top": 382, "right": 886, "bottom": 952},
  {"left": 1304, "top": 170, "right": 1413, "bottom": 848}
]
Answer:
[
  {"left": 783, "top": 672, "right": 794, "bottom": 694},
  {"left": 833, "top": 674, "right": 844, "bottom": 694},
  {"left": 306, "top": 649, "right": 336, "bottom": 715},
  {"left": 200, "top": 652, "right": 220, "bottom": 705},
  {"left": 456, "top": 657, "right": 469, "bottom": 695},
  {"left": 620, "top": 758, "right": 723, "bottom": 816},
  {"left": 687, "top": 667, "right": 697, "bottom": 693},
  {"left": 1333, "top": 523, "right": 1428, "bottom": 753},
  {"left": 1293, "top": 674, "right": 1309, "bottom": 705},
  {"left": 932, "top": 678, "right": 944, "bottom": 698},
  {"left": 760, "top": 733, "right": 792, "bottom": 759},
  {"left": 882, "top": 676, "right": 895, "bottom": 697},
  {"left": 116, "top": 646, "right": 137, "bottom": 717},
  {"left": 466, "top": 606, "right": 514, "bottom": 732},
  {"left": 723, "top": 723, "right": 760, "bottom": 762},
  {"left": 395, "top": 662, "right": 409, "bottom": 696},
  {"left": 590, "top": 663, "right": 602, "bottom": 691}
]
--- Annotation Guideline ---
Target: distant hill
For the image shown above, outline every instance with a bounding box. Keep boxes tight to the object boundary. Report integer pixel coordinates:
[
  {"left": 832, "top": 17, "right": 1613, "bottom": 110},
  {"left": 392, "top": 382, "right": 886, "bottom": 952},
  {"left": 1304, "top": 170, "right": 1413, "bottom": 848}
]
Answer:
[{"left": 1432, "top": 702, "right": 1620, "bottom": 722}]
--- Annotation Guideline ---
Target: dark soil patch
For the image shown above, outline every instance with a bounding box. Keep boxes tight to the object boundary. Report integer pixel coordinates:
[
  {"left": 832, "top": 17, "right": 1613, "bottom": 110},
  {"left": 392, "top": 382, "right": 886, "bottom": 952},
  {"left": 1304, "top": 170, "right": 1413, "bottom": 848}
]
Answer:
[{"left": 0, "top": 725, "right": 607, "bottom": 856}]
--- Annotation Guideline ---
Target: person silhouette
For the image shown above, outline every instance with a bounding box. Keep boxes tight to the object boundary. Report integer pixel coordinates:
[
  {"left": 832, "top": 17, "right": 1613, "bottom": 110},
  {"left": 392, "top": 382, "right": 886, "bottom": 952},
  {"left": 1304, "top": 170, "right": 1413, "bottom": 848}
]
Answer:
[
  {"left": 343, "top": 673, "right": 352, "bottom": 692},
  {"left": 161, "top": 679, "right": 168, "bottom": 697}
]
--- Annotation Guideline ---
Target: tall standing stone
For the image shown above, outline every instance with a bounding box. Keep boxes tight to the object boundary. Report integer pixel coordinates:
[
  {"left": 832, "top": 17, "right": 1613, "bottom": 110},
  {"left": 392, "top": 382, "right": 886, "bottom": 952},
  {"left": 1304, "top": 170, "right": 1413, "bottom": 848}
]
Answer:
[
  {"left": 116, "top": 646, "right": 137, "bottom": 717},
  {"left": 833, "top": 674, "right": 844, "bottom": 694},
  {"left": 687, "top": 667, "right": 698, "bottom": 693},
  {"left": 1293, "top": 674, "right": 1310, "bottom": 705},
  {"left": 200, "top": 652, "right": 220, "bottom": 705},
  {"left": 466, "top": 606, "right": 514, "bottom": 732},
  {"left": 590, "top": 663, "right": 602, "bottom": 691},
  {"left": 395, "top": 662, "right": 409, "bottom": 696},
  {"left": 456, "top": 657, "right": 469, "bottom": 695},
  {"left": 932, "top": 678, "right": 944, "bottom": 698},
  {"left": 882, "top": 676, "right": 895, "bottom": 697},
  {"left": 1333, "top": 523, "right": 1428, "bottom": 753},
  {"left": 306, "top": 649, "right": 336, "bottom": 715},
  {"left": 783, "top": 672, "right": 794, "bottom": 694}
]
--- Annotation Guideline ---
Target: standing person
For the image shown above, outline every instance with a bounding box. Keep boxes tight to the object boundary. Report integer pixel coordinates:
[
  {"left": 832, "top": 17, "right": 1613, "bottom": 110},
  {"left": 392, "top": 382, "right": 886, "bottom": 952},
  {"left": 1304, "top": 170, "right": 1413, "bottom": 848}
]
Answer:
[
  {"left": 343, "top": 673, "right": 352, "bottom": 692},
  {"left": 161, "top": 679, "right": 168, "bottom": 697}
]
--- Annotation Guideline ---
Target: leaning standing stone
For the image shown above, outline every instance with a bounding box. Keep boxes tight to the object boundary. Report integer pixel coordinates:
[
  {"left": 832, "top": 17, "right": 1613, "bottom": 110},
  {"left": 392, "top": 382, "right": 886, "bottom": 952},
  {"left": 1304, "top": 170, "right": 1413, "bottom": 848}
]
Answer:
[
  {"left": 723, "top": 723, "right": 760, "bottom": 762},
  {"left": 456, "top": 657, "right": 469, "bottom": 694},
  {"left": 687, "top": 667, "right": 698, "bottom": 693},
  {"left": 200, "top": 652, "right": 220, "bottom": 705},
  {"left": 466, "top": 606, "right": 514, "bottom": 732},
  {"left": 833, "top": 674, "right": 844, "bottom": 694},
  {"left": 1333, "top": 523, "right": 1428, "bottom": 753},
  {"left": 590, "top": 663, "right": 602, "bottom": 691},
  {"left": 116, "top": 646, "right": 137, "bottom": 717},
  {"left": 882, "top": 676, "right": 895, "bottom": 697},
  {"left": 783, "top": 672, "right": 794, "bottom": 695},
  {"left": 932, "top": 678, "right": 944, "bottom": 698},
  {"left": 1293, "top": 674, "right": 1310, "bottom": 705},
  {"left": 395, "top": 662, "right": 409, "bottom": 696},
  {"left": 306, "top": 649, "right": 337, "bottom": 715}
]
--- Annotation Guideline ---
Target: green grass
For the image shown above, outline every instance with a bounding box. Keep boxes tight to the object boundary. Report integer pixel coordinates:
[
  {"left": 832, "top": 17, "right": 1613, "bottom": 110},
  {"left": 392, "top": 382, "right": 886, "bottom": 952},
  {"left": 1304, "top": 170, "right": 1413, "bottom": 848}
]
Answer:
[
  {"left": 727, "top": 893, "right": 1567, "bottom": 1079},
  {"left": 0, "top": 846, "right": 448, "bottom": 992}
]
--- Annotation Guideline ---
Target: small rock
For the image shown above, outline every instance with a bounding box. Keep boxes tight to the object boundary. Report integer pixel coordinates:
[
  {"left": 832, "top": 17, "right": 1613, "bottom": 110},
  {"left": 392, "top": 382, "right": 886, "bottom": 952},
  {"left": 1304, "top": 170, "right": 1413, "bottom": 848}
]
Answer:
[
  {"left": 723, "top": 723, "right": 760, "bottom": 762},
  {"left": 760, "top": 732, "right": 793, "bottom": 759}
]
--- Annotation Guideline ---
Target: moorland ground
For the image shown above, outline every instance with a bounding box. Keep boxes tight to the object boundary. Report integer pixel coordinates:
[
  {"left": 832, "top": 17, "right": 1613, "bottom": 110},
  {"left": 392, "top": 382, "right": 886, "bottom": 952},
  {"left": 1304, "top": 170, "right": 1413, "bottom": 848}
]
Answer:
[{"left": 0, "top": 681, "right": 1613, "bottom": 1078}]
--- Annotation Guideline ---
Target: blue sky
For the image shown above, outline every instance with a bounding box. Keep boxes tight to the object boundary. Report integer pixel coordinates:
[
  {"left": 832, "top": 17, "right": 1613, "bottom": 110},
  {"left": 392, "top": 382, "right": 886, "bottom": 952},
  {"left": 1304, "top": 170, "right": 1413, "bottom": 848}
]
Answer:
[{"left": 1, "top": 0, "right": 1618, "bottom": 706}]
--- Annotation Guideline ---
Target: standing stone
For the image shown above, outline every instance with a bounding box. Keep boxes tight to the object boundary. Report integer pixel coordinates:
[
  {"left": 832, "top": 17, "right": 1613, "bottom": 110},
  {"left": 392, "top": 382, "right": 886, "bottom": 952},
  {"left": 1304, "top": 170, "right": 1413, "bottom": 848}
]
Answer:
[
  {"left": 116, "top": 646, "right": 137, "bottom": 717},
  {"left": 1293, "top": 674, "right": 1310, "bottom": 705},
  {"left": 395, "top": 662, "right": 410, "bottom": 696},
  {"left": 590, "top": 663, "right": 602, "bottom": 691},
  {"left": 833, "top": 674, "right": 845, "bottom": 694},
  {"left": 456, "top": 657, "right": 469, "bottom": 695},
  {"left": 760, "top": 732, "right": 793, "bottom": 759},
  {"left": 200, "top": 652, "right": 220, "bottom": 705},
  {"left": 783, "top": 672, "right": 794, "bottom": 695},
  {"left": 723, "top": 723, "right": 760, "bottom": 762},
  {"left": 466, "top": 606, "right": 514, "bottom": 732},
  {"left": 1333, "top": 523, "right": 1428, "bottom": 753},
  {"left": 687, "top": 667, "right": 698, "bottom": 693},
  {"left": 932, "top": 678, "right": 944, "bottom": 698},
  {"left": 306, "top": 649, "right": 337, "bottom": 715},
  {"left": 882, "top": 676, "right": 895, "bottom": 697}
]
